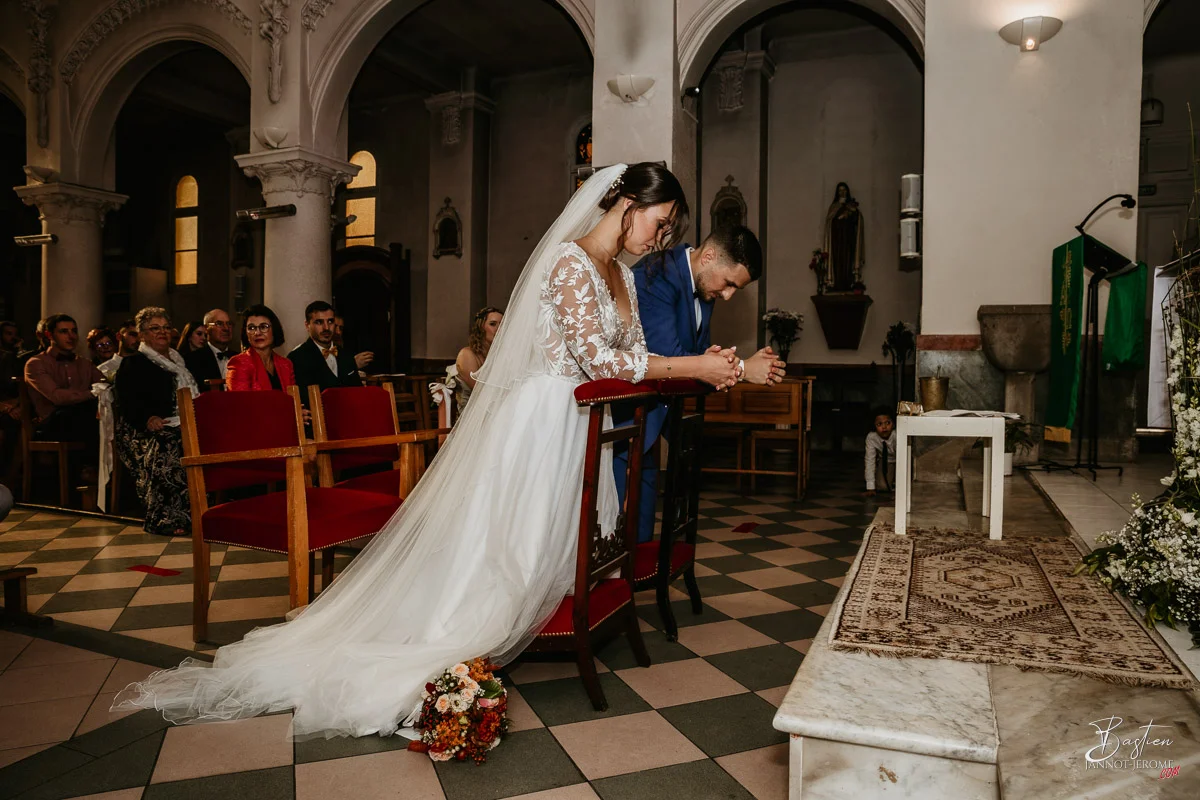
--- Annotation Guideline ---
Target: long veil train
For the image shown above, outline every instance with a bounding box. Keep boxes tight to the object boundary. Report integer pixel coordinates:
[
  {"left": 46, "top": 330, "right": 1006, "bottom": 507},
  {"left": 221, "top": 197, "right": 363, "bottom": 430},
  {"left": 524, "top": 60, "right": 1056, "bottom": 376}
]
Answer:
[{"left": 114, "top": 164, "right": 631, "bottom": 739}]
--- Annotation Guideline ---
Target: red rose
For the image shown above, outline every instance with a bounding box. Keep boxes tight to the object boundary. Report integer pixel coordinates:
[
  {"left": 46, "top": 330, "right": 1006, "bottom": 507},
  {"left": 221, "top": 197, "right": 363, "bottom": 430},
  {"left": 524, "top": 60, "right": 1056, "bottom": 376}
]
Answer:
[
  {"left": 425, "top": 683, "right": 436, "bottom": 693},
  {"left": 407, "top": 741, "right": 429, "bottom": 753}
]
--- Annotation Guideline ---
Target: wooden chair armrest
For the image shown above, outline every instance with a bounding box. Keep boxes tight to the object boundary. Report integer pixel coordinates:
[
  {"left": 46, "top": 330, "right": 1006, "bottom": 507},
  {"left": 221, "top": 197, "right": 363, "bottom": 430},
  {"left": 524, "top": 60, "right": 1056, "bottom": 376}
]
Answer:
[
  {"left": 180, "top": 445, "right": 306, "bottom": 467},
  {"left": 310, "top": 430, "right": 444, "bottom": 452}
]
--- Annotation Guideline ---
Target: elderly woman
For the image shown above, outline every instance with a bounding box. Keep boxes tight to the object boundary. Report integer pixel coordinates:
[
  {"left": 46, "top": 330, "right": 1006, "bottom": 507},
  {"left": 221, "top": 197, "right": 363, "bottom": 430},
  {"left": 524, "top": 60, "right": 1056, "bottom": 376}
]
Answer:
[
  {"left": 113, "top": 307, "right": 199, "bottom": 536},
  {"left": 226, "top": 304, "right": 296, "bottom": 391}
]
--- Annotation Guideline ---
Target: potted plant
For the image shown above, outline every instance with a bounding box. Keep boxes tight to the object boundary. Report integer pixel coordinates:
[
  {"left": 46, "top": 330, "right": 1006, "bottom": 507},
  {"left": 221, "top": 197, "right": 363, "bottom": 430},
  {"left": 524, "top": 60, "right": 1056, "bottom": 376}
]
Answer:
[{"left": 762, "top": 308, "right": 804, "bottom": 364}]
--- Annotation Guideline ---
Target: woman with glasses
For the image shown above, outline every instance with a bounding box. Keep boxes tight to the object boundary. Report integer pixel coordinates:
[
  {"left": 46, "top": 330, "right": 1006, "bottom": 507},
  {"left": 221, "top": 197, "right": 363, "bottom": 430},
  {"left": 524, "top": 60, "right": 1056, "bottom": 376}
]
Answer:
[
  {"left": 226, "top": 304, "right": 296, "bottom": 391},
  {"left": 113, "top": 307, "right": 200, "bottom": 536},
  {"left": 86, "top": 327, "right": 118, "bottom": 367}
]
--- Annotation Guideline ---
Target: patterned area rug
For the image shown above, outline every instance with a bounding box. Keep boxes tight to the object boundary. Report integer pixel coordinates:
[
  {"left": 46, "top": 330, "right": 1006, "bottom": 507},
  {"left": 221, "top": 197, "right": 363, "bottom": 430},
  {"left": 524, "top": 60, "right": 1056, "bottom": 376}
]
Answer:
[{"left": 829, "top": 524, "right": 1196, "bottom": 689}]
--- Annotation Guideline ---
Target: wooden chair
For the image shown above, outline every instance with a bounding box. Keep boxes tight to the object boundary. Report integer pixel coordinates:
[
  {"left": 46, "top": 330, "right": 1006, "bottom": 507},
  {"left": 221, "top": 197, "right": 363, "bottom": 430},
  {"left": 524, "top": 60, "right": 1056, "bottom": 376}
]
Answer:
[
  {"left": 308, "top": 384, "right": 443, "bottom": 501},
  {"left": 179, "top": 386, "right": 405, "bottom": 642},
  {"left": 747, "top": 378, "right": 814, "bottom": 496},
  {"left": 689, "top": 390, "right": 748, "bottom": 489},
  {"left": 525, "top": 378, "right": 655, "bottom": 711},
  {"left": 17, "top": 381, "right": 82, "bottom": 507},
  {"left": 633, "top": 379, "right": 708, "bottom": 640}
]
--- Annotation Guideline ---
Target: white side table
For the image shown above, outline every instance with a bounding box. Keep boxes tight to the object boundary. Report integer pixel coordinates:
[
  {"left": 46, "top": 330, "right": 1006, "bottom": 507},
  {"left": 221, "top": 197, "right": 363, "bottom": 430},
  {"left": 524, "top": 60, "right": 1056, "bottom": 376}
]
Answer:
[{"left": 895, "top": 415, "right": 1006, "bottom": 539}]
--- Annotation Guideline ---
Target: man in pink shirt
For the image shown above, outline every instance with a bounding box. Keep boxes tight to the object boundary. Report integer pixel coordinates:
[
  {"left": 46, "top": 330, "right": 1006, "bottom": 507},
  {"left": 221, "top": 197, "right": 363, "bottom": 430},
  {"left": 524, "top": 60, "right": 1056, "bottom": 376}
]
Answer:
[{"left": 24, "top": 313, "right": 104, "bottom": 477}]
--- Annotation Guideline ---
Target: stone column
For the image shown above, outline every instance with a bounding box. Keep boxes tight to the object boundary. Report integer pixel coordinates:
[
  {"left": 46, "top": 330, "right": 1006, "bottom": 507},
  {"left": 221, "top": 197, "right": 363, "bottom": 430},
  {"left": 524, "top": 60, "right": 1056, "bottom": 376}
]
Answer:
[
  {"left": 14, "top": 181, "right": 127, "bottom": 341},
  {"left": 235, "top": 147, "right": 357, "bottom": 349},
  {"left": 424, "top": 87, "right": 494, "bottom": 358}
]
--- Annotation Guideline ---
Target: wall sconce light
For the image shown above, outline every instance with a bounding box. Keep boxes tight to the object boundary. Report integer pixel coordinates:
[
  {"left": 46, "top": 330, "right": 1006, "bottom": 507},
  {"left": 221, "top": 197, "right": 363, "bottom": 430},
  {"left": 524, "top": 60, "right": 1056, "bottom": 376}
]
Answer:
[
  {"left": 607, "top": 75, "right": 655, "bottom": 103},
  {"left": 1142, "top": 75, "right": 1165, "bottom": 127},
  {"left": 14, "top": 233, "right": 58, "bottom": 246},
  {"left": 236, "top": 204, "right": 296, "bottom": 221},
  {"left": 999, "top": 16, "right": 1063, "bottom": 51}
]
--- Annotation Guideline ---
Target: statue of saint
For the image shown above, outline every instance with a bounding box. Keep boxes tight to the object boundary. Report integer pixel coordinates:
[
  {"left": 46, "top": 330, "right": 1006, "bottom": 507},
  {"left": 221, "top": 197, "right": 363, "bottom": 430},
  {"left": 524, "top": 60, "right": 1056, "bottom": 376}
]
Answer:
[{"left": 823, "top": 182, "right": 865, "bottom": 292}]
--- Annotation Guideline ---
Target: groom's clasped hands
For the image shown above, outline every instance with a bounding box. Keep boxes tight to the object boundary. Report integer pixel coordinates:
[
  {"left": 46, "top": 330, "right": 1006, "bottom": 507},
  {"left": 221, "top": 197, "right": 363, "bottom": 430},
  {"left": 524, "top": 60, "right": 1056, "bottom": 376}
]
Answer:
[{"left": 700, "top": 344, "right": 787, "bottom": 391}]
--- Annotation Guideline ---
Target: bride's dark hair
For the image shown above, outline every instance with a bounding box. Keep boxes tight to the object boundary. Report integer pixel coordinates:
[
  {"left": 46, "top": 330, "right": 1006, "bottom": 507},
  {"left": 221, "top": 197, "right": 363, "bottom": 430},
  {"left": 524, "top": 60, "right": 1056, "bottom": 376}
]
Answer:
[{"left": 598, "top": 162, "right": 690, "bottom": 257}]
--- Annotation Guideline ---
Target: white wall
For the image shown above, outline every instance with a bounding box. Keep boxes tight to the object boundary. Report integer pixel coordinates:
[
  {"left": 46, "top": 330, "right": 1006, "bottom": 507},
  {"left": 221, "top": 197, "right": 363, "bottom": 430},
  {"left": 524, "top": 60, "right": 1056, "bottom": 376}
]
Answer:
[
  {"left": 764, "top": 28, "right": 923, "bottom": 364},
  {"left": 922, "top": 0, "right": 1143, "bottom": 335}
]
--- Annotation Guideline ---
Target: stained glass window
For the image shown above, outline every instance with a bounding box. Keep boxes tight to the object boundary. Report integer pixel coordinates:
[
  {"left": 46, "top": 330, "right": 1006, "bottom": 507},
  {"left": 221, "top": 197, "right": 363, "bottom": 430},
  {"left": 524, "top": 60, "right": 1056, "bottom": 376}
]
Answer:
[
  {"left": 344, "top": 150, "right": 377, "bottom": 247},
  {"left": 174, "top": 176, "right": 198, "bottom": 285}
]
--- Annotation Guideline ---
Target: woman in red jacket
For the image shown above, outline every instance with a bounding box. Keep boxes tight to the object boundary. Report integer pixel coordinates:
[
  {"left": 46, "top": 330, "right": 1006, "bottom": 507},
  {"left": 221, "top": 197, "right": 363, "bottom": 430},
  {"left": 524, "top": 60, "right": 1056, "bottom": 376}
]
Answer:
[{"left": 225, "top": 304, "right": 296, "bottom": 391}]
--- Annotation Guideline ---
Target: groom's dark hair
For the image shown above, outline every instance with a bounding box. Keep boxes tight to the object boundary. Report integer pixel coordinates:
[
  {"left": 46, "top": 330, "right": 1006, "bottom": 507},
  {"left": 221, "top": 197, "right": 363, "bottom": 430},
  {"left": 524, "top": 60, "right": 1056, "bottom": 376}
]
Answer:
[{"left": 704, "top": 225, "right": 763, "bottom": 281}]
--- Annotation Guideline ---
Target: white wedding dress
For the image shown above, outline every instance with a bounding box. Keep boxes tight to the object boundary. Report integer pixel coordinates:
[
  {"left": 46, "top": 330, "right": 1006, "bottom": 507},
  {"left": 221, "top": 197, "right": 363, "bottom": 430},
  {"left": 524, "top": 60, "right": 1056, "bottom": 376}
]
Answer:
[{"left": 114, "top": 165, "right": 650, "bottom": 739}]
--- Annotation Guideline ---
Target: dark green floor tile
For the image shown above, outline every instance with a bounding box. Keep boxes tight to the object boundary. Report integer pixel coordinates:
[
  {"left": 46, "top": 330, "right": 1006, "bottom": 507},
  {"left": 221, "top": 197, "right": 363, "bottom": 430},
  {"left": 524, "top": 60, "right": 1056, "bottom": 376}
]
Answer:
[
  {"left": 740, "top": 608, "right": 825, "bottom": 642},
  {"left": 210, "top": 576, "right": 289, "bottom": 600},
  {"left": 202, "top": 618, "right": 287, "bottom": 647},
  {"left": 517, "top": 673, "right": 650, "bottom": 727},
  {"left": 143, "top": 766, "right": 293, "bottom": 800},
  {"left": 63, "top": 709, "right": 173, "bottom": 758},
  {"left": 57, "top": 524, "right": 128, "bottom": 538},
  {"left": 0, "top": 745, "right": 92, "bottom": 800},
  {"left": 19, "top": 731, "right": 163, "bottom": 800},
  {"left": 110, "top": 602, "right": 193, "bottom": 631},
  {"left": 700, "top": 506, "right": 750, "bottom": 519},
  {"left": 0, "top": 539, "right": 43, "bottom": 553},
  {"left": 105, "top": 533, "right": 172, "bottom": 547},
  {"left": 660, "top": 693, "right": 788, "bottom": 758},
  {"left": 434, "top": 728, "right": 584, "bottom": 800},
  {"left": 722, "top": 537, "right": 790, "bottom": 555},
  {"left": 803, "top": 541, "right": 862, "bottom": 559},
  {"left": 9, "top": 519, "right": 75, "bottom": 531},
  {"left": 37, "top": 587, "right": 138, "bottom": 614},
  {"left": 692, "top": 574, "right": 755, "bottom": 598},
  {"left": 593, "top": 758, "right": 754, "bottom": 800},
  {"left": 759, "top": 512, "right": 818, "bottom": 524},
  {"left": 744, "top": 522, "right": 799, "bottom": 536},
  {"left": 696, "top": 517, "right": 731, "bottom": 530},
  {"left": 694, "top": 554, "right": 773, "bottom": 575},
  {"left": 294, "top": 730, "right": 411, "bottom": 764},
  {"left": 26, "top": 575, "right": 73, "bottom": 594},
  {"left": 765, "top": 581, "right": 841, "bottom": 608},
  {"left": 221, "top": 549, "right": 285, "bottom": 565},
  {"left": 77, "top": 556, "right": 151, "bottom": 575},
  {"left": 160, "top": 541, "right": 225, "bottom": 556},
  {"left": 704, "top": 644, "right": 804, "bottom": 692},
  {"left": 139, "top": 566, "right": 220, "bottom": 587},
  {"left": 788, "top": 559, "right": 851, "bottom": 580},
  {"left": 597, "top": 627, "right": 694, "bottom": 670},
  {"left": 636, "top": 600, "right": 729, "bottom": 631},
  {"left": 22, "top": 547, "right": 104, "bottom": 563}
]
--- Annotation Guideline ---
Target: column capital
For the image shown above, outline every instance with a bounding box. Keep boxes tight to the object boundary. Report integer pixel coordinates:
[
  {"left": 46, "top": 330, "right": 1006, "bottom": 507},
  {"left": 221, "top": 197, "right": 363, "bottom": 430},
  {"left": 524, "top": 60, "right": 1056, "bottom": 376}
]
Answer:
[
  {"left": 14, "top": 180, "right": 128, "bottom": 225},
  {"left": 235, "top": 146, "right": 358, "bottom": 201},
  {"left": 424, "top": 91, "right": 496, "bottom": 115},
  {"left": 713, "top": 49, "right": 775, "bottom": 81}
]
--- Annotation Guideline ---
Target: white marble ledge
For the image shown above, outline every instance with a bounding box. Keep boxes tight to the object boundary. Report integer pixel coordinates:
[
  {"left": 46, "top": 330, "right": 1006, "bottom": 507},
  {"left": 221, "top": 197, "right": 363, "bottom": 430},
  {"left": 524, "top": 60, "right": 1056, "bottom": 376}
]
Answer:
[{"left": 773, "top": 528, "right": 999, "bottom": 765}]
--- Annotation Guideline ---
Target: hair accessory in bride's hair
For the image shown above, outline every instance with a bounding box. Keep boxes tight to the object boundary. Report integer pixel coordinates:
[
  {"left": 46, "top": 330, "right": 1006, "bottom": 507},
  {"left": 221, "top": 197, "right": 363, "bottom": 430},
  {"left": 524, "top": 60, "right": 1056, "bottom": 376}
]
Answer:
[{"left": 609, "top": 174, "right": 624, "bottom": 193}]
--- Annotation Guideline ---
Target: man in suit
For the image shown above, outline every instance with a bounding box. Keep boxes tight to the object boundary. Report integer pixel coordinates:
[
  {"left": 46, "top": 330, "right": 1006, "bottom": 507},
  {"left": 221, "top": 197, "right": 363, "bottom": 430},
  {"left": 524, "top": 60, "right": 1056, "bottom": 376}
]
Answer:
[
  {"left": 615, "top": 225, "right": 785, "bottom": 542},
  {"left": 288, "top": 301, "right": 363, "bottom": 404},
  {"left": 183, "top": 308, "right": 234, "bottom": 390}
]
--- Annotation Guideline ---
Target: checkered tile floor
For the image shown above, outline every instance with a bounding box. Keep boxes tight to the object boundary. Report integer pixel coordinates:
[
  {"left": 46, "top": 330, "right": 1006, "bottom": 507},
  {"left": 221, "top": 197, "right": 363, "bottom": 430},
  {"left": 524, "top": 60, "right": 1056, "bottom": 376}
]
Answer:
[{"left": 0, "top": 458, "right": 879, "bottom": 800}]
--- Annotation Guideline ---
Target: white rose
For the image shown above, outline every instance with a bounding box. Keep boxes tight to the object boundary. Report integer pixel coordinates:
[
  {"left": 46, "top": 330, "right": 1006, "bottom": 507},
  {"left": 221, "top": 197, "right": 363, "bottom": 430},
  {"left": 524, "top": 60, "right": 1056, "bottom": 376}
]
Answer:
[
  {"left": 435, "top": 694, "right": 451, "bottom": 714},
  {"left": 451, "top": 663, "right": 470, "bottom": 678}
]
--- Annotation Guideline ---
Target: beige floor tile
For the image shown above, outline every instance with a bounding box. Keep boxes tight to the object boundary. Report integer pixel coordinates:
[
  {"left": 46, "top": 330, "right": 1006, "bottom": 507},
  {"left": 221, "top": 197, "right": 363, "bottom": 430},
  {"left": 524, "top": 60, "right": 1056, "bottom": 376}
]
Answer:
[
  {"left": 128, "top": 583, "right": 214, "bottom": 607},
  {"left": 714, "top": 516, "right": 772, "bottom": 527},
  {"left": 675, "top": 620, "right": 777, "bottom": 657},
  {"left": 26, "top": 594, "right": 51, "bottom": 613},
  {"left": 206, "top": 596, "right": 290, "bottom": 623},
  {"left": 507, "top": 659, "right": 608, "bottom": 685},
  {"left": 692, "top": 562, "right": 719, "bottom": 577},
  {"left": 94, "top": 544, "right": 168, "bottom": 560},
  {"left": 726, "top": 567, "right": 814, "bottom": 590},
  {"left": 123, "top": 626, "right": 206, "bottom": 652},
  {"left": 504, "top": 685, "right": 543, "bottom": 733},
  {"left": 0, "top": 552, "right": 36, "bottom": 566},
  {"left": 69, "top": 517, "right": 125, "bottom": 528},
  {"left": 807, "top": 604, "right": 833, "bottom": 617},
  {"left": 0, "top": 657, "right": 115, "bottom": 706},
  {"left": 752, "top": 548, "right": 825, "bottom": 567},
  {"left": 0, "top": 630, "right": 31, "bottom": 670},
  {"left": 29, "top": 513, "right": 77, "bottom": 523},
  {"left": 699, "top": 529, "right": 758, "bottom": 543},
  {"left": 16, "top": 560, "right": 90, "bottom": 578},
  {"left": 65, "top": 789, "right": 145, "bottom": 800},
  {"left": 551, "top": 710, "right": 705, "bottom": 780},
  {"left": 715, "top": 743, "right": 789, "bottom": 800},
  {"left": 41, "top": 535, "right": 117, "bottom": 551},
  {"left": 102, "top": 659, "right": 161, "bottom": 693},
  {"left": 837, "top": 555, "right": 856, "bottom": 563},
  {"left": 703, "top": 591, "right": 799, "bottom": 619},
  {"left": 739, "top": 504, "right": 789, "bottom": 514},
  {"left": 755, "top": 685, "right": 790, "bottom": 708},
  {"left": 155, "top": 551, "right": 225, "bottom": 570},
  {"left": 0, "top": 743, "right": 54, "bottom": 770},
  {"left": 295, "top": 750, "right": 444, "bottom": 800},
  {"left": 769, "top": 532, "right": 837, "bottom": 548},
  {"left": 0, "top": 695, "right": 93, "bottom": 749},
  {"left": 787, "top": 519, "right": 848, "bottom": 532},
  {"left": 217, "top": 560, "right": 290, "bottom": 581},
  {"left": 501, "top": 785, "right": 599, "bottom": 800},
  {"left": 60, "top": 571, "right": 146, "bottom": 592},
  {"left": 802, "top": 508, "right": 855, "bottom": 519},
  {"left": 74, "top": 690, "right": 139, "bottom": 737},
  {"left": 10, "top": 639, "right": 112, "bottom": 669},
  {"left": 615, "top": 658, "right": 746, "bottom": 709},
  {"left": 786, "top": 639, "right": 812, "bottom": 654},
  {"left": 1, "top": 527, "right": 64, "bottom": 542},
  {"left": 152, "top": 713, "right": 294, "bottom": 783},
  {"left": 694, "top": 542, "right": 739, "bottom": 560},
  {"left": 48, "top": 609, "right": 125, "bottom": 631}
]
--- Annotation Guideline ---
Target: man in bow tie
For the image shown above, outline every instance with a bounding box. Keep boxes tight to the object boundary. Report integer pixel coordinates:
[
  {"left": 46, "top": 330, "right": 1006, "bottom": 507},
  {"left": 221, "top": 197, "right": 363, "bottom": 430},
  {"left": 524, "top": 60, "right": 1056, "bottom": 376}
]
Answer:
[
  {"left": 183, "top": 308, "right": 234, "bottom": 391},
  {"left": 288, "top": 301, "right": 364, "bottom": 404}
]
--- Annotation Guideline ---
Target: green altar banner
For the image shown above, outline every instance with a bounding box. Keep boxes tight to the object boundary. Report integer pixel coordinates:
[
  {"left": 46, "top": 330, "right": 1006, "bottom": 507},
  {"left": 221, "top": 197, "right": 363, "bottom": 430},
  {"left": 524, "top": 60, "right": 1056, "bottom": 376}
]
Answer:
[
  {"left": 1046, "top": 237, "right": 1083, "bottom": 443},
  {"left": 1102, "top": 262, "right": 1147, "bottom": 371}
]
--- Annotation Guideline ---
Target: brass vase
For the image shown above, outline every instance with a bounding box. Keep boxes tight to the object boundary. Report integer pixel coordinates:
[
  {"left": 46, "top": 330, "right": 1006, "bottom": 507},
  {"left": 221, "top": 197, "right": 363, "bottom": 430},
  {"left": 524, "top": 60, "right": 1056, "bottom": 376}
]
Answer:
[{"left": 920, "top": 376, "right": 949, "bottom": 411}]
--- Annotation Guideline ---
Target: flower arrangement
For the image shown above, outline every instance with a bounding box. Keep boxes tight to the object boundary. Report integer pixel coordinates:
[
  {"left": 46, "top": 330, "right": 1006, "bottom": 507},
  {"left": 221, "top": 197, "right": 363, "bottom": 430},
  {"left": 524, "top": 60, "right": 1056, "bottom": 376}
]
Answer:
[
  {"left": 808, "top": 249, "right": 829, "bottom": 294},
  {"left": 763, "top": 308, "right": 804, "bottom": 362},
  {"left": 407, "top": 659, "right": 510, "bottom": 763}
]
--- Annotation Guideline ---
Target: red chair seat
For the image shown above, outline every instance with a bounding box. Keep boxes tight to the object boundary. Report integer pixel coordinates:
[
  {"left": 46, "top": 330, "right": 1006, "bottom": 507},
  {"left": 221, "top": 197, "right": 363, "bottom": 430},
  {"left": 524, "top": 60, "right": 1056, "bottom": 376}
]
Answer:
[
  {"left": 202, "top": 487, "right": 401, "bottom": 553},
  {"left": 538, "top": 579, "right": 632, "bottom": 636},
  {"left": 335, "top": 468, "right": 402, "bottom": 497},
  {"left": 633, "top": 541, "right": 695, "bottom": 582}
]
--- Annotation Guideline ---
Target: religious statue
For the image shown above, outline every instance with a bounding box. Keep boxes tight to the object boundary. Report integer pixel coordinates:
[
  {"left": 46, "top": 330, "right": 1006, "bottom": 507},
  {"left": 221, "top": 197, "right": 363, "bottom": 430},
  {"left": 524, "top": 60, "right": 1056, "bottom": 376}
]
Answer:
[{"left": 822, "top": 182, "right": 865, "bottom": 293}]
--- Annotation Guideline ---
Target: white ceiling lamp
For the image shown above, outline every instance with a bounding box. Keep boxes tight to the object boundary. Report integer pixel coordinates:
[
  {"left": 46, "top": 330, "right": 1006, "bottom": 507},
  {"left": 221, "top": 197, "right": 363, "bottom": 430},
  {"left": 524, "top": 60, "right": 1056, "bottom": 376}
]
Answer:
[
  {"left": 999, "top": 16, "right": 1063, "bottom": 52},
  {"left": 1141, "top": 74, "right": 1165, "bottom": 127}
]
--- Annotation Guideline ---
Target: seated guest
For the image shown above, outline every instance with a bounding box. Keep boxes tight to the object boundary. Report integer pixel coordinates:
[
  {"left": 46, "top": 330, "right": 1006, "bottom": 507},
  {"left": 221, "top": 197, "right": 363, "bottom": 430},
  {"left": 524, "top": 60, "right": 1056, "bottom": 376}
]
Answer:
[
  {"left": 332, "top": 313, "right": 375, "bottom": 375},
  {"left": 226, "top": 304, "right": 296, "bottom": 391},
  {"left": 117, "top": 322, "right": 139, "bottom": 356},
  {"left": 176, "top": 321, "right": 207, "bottom": 355},
  {"left": 113, "top": 307, "right": 199, "bottom": 536},
  {"left": 1, "top": 320, "right": 21, "bottom": 359},
  {"left": 183, "top": 308, "right": 234, "bottom": 390},
  {"left": 451, "top": 306, "right": 503, "bottom": 416},
  {"left": 288, "top": 301, "right": 362, "bottom": 401},
  {"left": 16, "top": 318, "right": 48, "bottom": 370},
  {"left": 24, "top": 313, "right": 104, "bottom": 475},
  {"left": 86, "top": 327, "right": 118, "bottom": 367}
]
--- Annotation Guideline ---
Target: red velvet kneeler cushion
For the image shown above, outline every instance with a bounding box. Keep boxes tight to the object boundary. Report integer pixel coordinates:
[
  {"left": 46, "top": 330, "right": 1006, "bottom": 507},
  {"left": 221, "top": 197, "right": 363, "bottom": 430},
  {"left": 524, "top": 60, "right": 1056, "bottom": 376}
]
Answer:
[
  {"left": 201, "top": 487, "right": 400, "bottom": 553},
  {"left": 633, "top": 541, "right": 696, "bottom": 581},
  {"left": 573, "top": 379, "right": 658, "bottom": 407},
  {"left": 335, "top": 468, "right": 402, "bottom": 497},
  {"left": 537, "top": 579, "right": 632, "bottom": 636},
  {"left": 321, "top": 387, "right": 400, "bottom": 472},
  {"left": 193, "top": 390, "right": 297, "bottom": 491}
]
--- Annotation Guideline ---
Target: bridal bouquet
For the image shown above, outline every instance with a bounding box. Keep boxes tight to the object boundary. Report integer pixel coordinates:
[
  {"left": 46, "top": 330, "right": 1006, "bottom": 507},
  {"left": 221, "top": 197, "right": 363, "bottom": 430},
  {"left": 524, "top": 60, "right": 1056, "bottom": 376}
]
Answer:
[{"left": 408, "top": 659, "right": 510, "bottom": 763}]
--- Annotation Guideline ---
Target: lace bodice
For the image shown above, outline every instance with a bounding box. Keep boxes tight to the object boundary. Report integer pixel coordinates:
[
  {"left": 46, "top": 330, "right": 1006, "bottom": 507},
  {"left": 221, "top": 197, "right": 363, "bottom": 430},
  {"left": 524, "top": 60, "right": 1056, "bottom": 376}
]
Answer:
[{"left": 539, "top": 241, "right": 649, "bottom": 383}]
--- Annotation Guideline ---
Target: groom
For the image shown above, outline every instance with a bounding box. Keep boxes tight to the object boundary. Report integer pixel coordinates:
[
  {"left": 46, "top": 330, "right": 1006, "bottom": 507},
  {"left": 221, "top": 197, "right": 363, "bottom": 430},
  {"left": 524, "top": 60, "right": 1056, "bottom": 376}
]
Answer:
[{"left": 615, "top": 224, "right": 785, "bottom": 542}]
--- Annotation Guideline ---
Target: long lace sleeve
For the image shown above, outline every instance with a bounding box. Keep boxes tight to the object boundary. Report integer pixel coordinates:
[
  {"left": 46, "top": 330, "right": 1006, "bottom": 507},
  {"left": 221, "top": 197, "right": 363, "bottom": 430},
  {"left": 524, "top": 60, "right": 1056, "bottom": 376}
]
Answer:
[{"left": 547, "top": 250, "right": 649, "bottom": 382}]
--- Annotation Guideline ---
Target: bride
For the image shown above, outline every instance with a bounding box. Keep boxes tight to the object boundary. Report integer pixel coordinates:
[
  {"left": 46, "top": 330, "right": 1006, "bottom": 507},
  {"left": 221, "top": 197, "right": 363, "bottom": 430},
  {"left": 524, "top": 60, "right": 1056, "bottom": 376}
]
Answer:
[{"left": 114, "top": 162, "right": 738, "bottom": 739}]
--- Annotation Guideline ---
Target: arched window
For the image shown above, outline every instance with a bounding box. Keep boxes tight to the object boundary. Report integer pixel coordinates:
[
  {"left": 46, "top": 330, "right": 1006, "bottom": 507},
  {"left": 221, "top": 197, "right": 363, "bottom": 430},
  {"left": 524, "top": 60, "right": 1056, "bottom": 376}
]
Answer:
[
  {"left": 174, "top": 176, "right": 199, "bottom": 286},
  {"left": 344, "top": 150, "right": 376, "bottom": 247},
  {"left": 572, "top": 123, "right": 592, "bottom": 191}
]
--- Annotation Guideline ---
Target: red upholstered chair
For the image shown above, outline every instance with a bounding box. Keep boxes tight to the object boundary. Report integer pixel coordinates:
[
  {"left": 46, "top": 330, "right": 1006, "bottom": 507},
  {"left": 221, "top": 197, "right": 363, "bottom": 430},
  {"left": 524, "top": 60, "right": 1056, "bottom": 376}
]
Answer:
[
  {"left": 525, "top": 378, "right": 656, "bottom": 711},
  {"left": 633, "top": 379, "right": 709, "bottom": 640},
  {"left": 308, "top": 384, "right": 444, "bottom": 501},
  {"left": 179, "top": 386, "right": 403, "bottom": 642}
]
